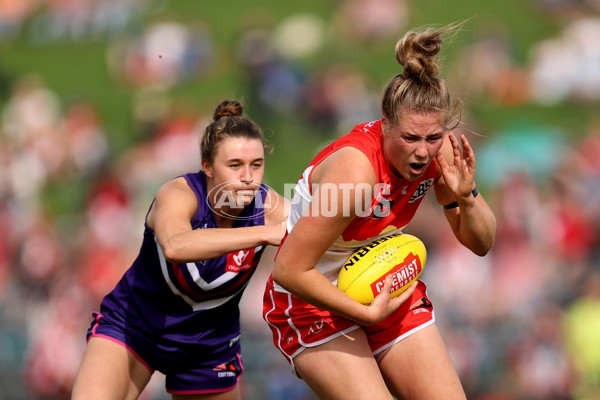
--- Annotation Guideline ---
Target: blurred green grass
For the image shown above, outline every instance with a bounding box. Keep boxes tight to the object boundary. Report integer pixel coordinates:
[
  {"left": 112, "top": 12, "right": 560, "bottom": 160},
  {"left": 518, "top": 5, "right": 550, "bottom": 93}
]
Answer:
[{"left": 0, "top": 0, "right": 593, "bottom": 210}]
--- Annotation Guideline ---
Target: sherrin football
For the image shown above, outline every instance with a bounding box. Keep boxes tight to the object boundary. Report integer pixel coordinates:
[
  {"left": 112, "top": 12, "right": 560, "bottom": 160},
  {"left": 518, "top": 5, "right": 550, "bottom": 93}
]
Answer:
[{"left": 337, "top": 233, "right": 426, "bottom": 305}]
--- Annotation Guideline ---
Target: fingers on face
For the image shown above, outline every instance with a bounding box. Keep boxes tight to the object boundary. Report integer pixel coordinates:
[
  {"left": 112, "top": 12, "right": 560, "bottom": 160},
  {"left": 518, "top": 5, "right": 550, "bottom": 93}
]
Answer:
[
  {"left": 460, "top": 135, "right": 474, "bottom": 154},
  {"left": 435, "top": 151, "right": 445, "bottom": 163},
  {"left": 459, "top": 135, "right": 476, "bottom": 168},
  {"left": 448, "top": 134, "right": 463, "bottom": 158},
  {"left": 452, "top": 134, "right": 477, "bottom": 168},
  {"left": 448, "top": 132, "right": 459, "bottom": 148}
]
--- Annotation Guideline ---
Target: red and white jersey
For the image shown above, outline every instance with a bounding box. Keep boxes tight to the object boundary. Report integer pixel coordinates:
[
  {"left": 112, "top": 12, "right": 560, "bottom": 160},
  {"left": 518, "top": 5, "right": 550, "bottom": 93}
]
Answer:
[{"left": 276, "top": 120, "right": 439, "bottom": 289}]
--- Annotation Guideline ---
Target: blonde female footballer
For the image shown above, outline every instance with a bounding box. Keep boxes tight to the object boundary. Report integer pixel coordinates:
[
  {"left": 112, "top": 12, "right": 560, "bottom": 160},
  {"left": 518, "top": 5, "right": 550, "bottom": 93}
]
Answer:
[{"left": 263, "top": 22, "right": 496, "bottom": 400}]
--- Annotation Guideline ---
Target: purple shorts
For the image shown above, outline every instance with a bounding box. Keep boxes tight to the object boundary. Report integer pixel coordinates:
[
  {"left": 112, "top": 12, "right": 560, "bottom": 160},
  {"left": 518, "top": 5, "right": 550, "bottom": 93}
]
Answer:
[{"left": 87, "top": 312, "right": 244, "bottom": 395}]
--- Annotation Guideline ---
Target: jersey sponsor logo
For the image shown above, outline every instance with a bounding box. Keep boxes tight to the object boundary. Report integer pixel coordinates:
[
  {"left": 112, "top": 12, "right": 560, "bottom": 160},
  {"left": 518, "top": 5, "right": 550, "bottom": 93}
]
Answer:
[
  {"left": 233, "top": 250, "right": 249, "bottom": 266},
  {"left": 226, "top": 249, "right": 255, "bottom": 272},
  {"left": 408, "top": 178, "right": 434, "bottom": 203}
]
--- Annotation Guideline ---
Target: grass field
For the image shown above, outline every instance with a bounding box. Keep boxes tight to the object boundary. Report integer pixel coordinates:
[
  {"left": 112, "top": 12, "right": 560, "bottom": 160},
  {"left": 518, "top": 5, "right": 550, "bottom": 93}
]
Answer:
[{"left": 0, "top": 0, "right": 592, "bottom": 208}]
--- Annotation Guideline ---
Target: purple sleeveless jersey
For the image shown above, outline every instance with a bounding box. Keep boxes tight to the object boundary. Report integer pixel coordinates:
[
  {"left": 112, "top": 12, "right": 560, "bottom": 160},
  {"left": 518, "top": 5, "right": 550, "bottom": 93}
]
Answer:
[{"left": 87, "top": 171, "right": 268, "bottom": 381}]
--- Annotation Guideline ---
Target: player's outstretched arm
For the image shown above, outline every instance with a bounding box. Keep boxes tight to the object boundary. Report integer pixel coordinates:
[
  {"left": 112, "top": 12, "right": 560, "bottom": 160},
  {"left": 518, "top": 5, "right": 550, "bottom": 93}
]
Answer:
[{"left": 149, "top": 178, "right": 287, "bottom": 263}]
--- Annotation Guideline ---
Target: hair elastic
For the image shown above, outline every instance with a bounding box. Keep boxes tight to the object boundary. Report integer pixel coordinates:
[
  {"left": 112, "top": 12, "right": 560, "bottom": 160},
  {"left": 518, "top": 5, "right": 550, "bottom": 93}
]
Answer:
[{"left": 443, "top": 188, "right": 479, "bottom": 210}]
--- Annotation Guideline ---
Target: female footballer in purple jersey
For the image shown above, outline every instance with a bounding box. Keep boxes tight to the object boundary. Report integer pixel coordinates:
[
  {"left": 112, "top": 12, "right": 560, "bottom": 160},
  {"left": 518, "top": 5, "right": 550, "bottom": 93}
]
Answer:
[{"left": 72, "top": 100, "right": 287, "bottom": 400}]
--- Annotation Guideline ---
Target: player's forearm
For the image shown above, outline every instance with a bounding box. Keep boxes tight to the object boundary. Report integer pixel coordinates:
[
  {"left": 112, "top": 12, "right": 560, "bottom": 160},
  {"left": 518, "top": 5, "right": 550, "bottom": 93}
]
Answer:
[
  {"left": 160, "top": 226, "right": 273, "bottom": 263},
  {"left": 453, "top": 200, "right": 496, "bottom": 256},
  {"left": 273, "top": 264, "right": 374, "bottom": 324}
]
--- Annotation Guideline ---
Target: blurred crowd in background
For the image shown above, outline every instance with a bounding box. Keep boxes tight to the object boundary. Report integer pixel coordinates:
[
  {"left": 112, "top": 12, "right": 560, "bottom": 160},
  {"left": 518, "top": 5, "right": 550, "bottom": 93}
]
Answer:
[{"left": 1, "top": 0, "right": 600, "bottom": 399}]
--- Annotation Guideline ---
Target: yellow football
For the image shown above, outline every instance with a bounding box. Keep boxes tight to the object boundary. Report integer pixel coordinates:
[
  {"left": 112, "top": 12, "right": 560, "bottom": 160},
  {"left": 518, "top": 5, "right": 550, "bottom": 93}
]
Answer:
[{"left": 337, "top": 233, "right": 427, "bottom": 305}]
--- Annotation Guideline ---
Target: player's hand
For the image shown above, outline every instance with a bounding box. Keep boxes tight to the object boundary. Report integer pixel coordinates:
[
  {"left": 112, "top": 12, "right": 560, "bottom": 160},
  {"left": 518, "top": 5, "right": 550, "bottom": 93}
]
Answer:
[
  {"left": 436, "top": 133, "right": 476, "bottom": 203},
  {"left": 264, "top": 221, "right": 286, "bottom": 246},
  {"left": 361, "top": 276, "right": 418, "bottom": 325}
]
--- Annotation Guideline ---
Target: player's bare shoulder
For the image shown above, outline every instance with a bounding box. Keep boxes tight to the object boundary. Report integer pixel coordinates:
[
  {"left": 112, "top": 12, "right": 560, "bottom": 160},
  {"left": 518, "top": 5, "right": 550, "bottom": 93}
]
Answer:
[{"left": 313, "top": 146, "right": 376, "bottom": 186}]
